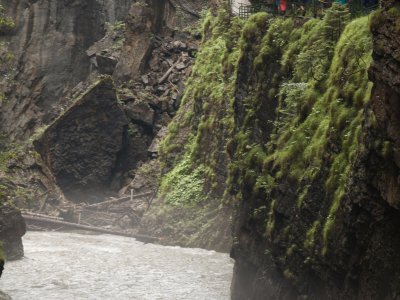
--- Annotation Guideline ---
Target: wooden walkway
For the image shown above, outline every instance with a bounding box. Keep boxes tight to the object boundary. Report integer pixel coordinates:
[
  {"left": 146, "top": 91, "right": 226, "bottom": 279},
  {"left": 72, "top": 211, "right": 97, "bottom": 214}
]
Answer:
[
  {"left": 22, "top": 190, "right": 159, "bottom": 243},
  {"left": 22, "top": 214, "right": 159, "bottom": 243}
]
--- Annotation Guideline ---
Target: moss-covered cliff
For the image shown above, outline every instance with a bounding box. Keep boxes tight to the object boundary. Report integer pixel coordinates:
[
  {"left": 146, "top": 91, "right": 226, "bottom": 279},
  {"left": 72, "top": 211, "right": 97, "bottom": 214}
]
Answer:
[
  {"left": 230, "top": 3, "right": 400, "bottom": 299},
  {"left": 139, "top": 8, "right": 241, "bottom": 251},
  {"left": 229, "top": 8, "right": 378, "bottom": 299},
  {"left": 146, "top": 0, "right": 400, "bottom": 298}
]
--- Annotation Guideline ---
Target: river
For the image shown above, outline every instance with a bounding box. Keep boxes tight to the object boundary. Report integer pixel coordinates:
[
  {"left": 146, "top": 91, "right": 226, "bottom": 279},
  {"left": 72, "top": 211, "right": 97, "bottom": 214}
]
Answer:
[{"left": 0, "top": 231, "right": 233, "bottom": 299}]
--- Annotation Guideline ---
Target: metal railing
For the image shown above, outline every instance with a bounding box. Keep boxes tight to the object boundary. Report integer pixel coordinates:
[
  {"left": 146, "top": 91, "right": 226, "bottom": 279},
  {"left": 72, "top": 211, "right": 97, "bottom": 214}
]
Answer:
[
  {"left": 238, "top": 3, "right": 278, "bottom": 18},
  {"left": 236, "top": 0, "right": 379, "bottom": 19}
]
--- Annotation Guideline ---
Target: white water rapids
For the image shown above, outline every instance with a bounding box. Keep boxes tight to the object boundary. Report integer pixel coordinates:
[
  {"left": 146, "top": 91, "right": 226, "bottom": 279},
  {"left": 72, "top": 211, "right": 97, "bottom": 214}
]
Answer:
[{"left": 0, "top": 231, "right": 233, "bottom": 299}]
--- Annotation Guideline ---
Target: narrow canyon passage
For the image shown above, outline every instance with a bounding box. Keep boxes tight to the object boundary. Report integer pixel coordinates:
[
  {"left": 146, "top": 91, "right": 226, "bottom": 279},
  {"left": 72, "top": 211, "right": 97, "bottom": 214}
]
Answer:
[{"left": 0, "top": 232, "right": 233, "bottom": 299}]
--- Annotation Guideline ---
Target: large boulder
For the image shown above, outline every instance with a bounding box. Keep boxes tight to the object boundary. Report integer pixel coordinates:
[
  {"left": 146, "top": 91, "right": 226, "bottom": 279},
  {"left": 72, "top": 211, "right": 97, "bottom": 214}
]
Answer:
[
  {"left": 124, "top": 101, "right": 155, "bottom": 128},
  {"left": 35, "top": 77, "right": 129, "bottom": 202}
]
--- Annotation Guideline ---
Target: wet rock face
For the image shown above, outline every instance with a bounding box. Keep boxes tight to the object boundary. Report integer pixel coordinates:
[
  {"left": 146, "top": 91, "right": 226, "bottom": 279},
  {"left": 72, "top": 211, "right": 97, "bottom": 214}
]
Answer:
[
  {"left": 0, "top": 0, "right": 201, "bottom": 206},
  {"left": 34, "top": 77, "right": 128, "bottom": 202},
  {"left": 113, "top": 2, "right": 155, "bottom": 81},
  {"left": 0, "top": 201, "right": 26, "bottom": 261},
  {"left": 369, "top": 1, "right": 400, "bottom": 209},
  {"left": 0, "top": 0, "right": 132, "bottom": 140}
]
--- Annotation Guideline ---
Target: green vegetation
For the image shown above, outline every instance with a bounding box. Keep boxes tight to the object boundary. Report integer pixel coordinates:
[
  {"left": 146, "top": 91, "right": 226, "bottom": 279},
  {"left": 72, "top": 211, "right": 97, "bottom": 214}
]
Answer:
[
  {"left": 105, "top": 21, "right": 126, "bottom": 50},
  {"left": 304, "top": 220, "right": 320, "bottom": 250},
  {"left": 370, "top": 6, "right": 400, "bottom": 33},
  {"left": 157, "top": 5, "right": 374, "bottom": 255},
  {"left": 286, "top": 244, "right": 297, "bottom": 257},
  {"left": 0, "top": 138, "right": 36, "bottom": 208},
  {"left": 29, "top": 125, "right": 49, "bottom": 145},
  {"left": 226, "top": 6, "right": 373, "bottom": 254},
  {"left": 0, "top": 141, "right": 22, "bottom": 172},
  {"left": 388, "top": 7, "right": 400, "bottom": 32},
  {"left": 283, "top": 269, "right": 295, "bottom": 279},
  {"left": 381, "top": 140, "right": 392, "bottom": 159},
  {"left": 266, "top": 199, "right": 276, "bottom": 239},
  {"left": 0, "top": 4, "right": 15, "bottom": 35},
  {"left": 0, "top": 17, "right": 14, "bottom": 34},
  {"left": 159, "top": 150, "right": 207, "bottom": 205},
  {"left": 158, "top": 10, "right": 244, "bottom": 205}
]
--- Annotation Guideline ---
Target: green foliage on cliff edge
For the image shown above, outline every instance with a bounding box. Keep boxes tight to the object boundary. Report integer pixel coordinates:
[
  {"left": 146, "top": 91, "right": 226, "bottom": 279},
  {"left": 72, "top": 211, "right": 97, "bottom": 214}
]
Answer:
[
  {"left": 227, "top": 6, "right": 374, "bottom": 255},
  {"left": 159, "top": 10, "right": 244, "bottom": 205},
  {"left": 0, "top": 4, "right": 15, "bottom": 35}
]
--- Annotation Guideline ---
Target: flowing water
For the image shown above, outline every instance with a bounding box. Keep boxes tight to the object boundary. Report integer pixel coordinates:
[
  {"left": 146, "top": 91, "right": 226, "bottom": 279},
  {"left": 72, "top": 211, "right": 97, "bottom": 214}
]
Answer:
[{"left": 0, "top": 231, "right": 233, "bottom": 300}]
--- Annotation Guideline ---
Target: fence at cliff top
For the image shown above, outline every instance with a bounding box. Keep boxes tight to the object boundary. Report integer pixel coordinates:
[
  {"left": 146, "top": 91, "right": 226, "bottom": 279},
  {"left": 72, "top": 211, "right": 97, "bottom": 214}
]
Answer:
[{"left": 236, "top": 0, "right": 379, "bottom": 19}]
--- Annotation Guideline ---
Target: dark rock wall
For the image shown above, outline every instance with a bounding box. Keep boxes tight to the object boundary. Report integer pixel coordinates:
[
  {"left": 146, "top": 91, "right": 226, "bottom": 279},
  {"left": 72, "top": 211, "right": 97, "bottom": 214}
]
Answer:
[
  {"left": 0, "top": 201, "right": 26, "bottom": 261},
  {"left": 369, "top": 1, "right": 400, "bottom": 210},
  {"left": 0, "top": 0, "right": 132, "bottom": 140}
]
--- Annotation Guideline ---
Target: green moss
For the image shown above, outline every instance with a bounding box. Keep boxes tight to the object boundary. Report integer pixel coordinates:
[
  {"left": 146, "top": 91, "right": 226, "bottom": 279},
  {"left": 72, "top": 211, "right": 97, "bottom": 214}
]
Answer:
[
  {"left": 266, "top": 199, "right": 276, "bottom": 239},
  {"left": 159, "top": 150, "right": 208, "bottom": 205},
  {"left": 253, "top": 205, "right": 267, "bottom": 218},
  {"left": 304, "top": 220, "right": 320, "bottom": 250},
  {"left": 0, "top": 142, "right": 23, "bottom": 172},
  {"left": 159, "top": 9, "right": 245, "bottom": 202},
  {"left": 224, "top": 7, "right": 374, "bottom": 252},
  {"left": 0, "top": 19, "right": 14, "bottom": 35},
  {"left": 388, "top": 7, "right": 400, "bottom": 32},
  {"left": 370, "top": 6, "right": 400, "bottom": 33},
  {"left": 0, "top": 4, "right": 14, "bottom": 35},
  {"left": 107, "top": 21, "right": 126, "bottom": 50},
  {"left": 29, "top": 125, "right": 49, "bottom": 145},
  {"left": 159, "top": 121, "right": 180, "bottom": 156},
  {"left": 297, "top": 185, "right": 310, "bottom": 208},
  {"left": 382, "top": 140, "right": 392, "bottom": 159},
  {"left": 286, "top": 244, "right": 297, "bottom": 257},
  {"left": 267, "top": 16, "right": 372, "bottom": 250},
  {"left": 156, "top": 5, "right": 376, "bottom": 254},
  {"left": 283, "top": 269, "right": 295, "bottom": 279}
]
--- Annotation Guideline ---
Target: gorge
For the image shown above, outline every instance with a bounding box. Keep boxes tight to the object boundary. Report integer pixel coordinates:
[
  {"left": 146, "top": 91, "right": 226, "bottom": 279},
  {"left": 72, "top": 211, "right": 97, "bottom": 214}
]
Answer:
[{"left": 0, "top": 0, "right": 399, "bottom": 299}]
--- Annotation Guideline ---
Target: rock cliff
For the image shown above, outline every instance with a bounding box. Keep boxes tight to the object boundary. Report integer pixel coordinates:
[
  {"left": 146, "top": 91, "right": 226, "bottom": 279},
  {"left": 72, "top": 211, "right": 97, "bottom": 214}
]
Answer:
[
  {"left": 0, "top": 0, "right": 132, "bottom": 140},
  {"left": 0, "top": 0, "right": 204, "bottom": 202},
  {"left": 0, "top": 200, "right": 25, "bottom": 261},
  {"left": 2, "top": 0, "right": 400, "bottom": 298},
  {"left": 148, "top": 1, "right": 400, "bottom": 298},
  {"left": 0, "top": 0, "right": 212, "bottom": 252},
  {"left": 227, "top": 2, "right": 400, "bottom": 299}
]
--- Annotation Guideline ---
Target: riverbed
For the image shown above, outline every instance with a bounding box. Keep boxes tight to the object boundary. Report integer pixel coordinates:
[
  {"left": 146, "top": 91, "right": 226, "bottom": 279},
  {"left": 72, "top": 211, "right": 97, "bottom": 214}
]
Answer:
[{"left": 0, "top": 231, "right": 233, "bottom": 299}]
